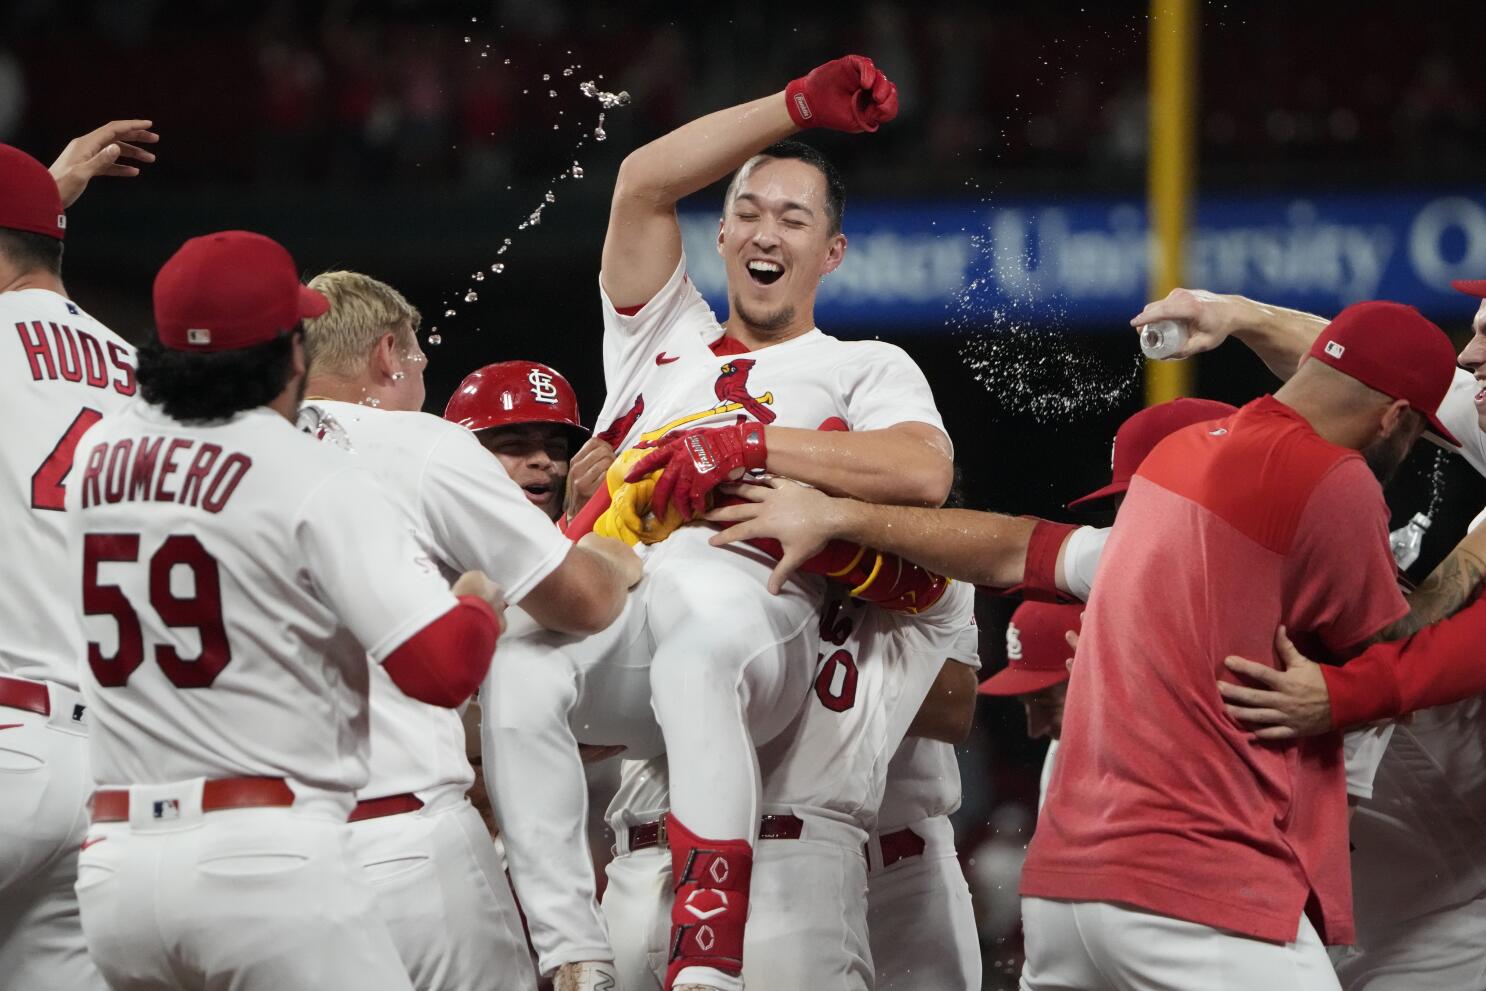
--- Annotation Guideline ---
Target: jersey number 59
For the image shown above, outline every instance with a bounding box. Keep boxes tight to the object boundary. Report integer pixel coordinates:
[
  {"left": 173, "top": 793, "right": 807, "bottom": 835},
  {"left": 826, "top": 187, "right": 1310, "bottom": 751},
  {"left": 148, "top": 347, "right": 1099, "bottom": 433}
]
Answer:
[{"left": 83, "top": 533, "right": 231, "bottom": 689}]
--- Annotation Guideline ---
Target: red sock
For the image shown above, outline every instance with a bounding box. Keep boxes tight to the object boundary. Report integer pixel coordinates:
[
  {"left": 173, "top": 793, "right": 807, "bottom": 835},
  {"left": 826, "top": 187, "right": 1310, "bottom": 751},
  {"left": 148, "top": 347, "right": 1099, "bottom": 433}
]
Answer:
[{"left": 664, "top": 813, "right": 752, "bottom": 989}]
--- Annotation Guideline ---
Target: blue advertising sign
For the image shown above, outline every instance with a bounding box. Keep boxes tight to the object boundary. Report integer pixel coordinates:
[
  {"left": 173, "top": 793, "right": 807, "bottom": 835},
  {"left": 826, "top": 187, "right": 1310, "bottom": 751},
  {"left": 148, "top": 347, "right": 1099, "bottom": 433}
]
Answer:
[{"left": 678, "top": 191, "right": 1486, "bottom": 331}]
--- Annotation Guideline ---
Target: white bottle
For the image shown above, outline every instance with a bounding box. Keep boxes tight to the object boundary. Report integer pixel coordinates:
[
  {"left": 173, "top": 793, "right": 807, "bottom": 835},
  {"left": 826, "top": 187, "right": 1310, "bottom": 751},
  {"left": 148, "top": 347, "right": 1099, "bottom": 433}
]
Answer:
[
  {"left": 1389, "top": 512, "right": 1431, "bottom": 571},
  {"left": 1139, "top": 318, "right": 1190, "bottom": 360}
]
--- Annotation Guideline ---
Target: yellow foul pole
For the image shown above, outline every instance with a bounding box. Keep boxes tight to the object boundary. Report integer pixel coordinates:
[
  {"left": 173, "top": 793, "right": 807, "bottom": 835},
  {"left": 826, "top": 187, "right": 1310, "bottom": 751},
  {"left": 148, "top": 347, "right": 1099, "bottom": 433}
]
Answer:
[{"left": 1145, "top": 0, "right": 1197, "bottom": 405}]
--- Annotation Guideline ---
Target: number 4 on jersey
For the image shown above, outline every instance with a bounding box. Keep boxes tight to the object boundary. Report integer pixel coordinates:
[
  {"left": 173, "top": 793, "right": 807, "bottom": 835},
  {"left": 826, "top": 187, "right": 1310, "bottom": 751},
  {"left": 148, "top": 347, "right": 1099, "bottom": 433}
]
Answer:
[{"left": 32, "top": 407, "right": 103, "bottom": 510}]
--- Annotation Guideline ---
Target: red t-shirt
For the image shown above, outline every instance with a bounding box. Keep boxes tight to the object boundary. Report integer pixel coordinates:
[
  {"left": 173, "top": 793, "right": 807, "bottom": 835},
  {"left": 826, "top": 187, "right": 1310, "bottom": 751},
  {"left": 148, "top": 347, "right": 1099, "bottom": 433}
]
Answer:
[{"left": 1021, "top": 396, "right": 1406, "bottom": 945}]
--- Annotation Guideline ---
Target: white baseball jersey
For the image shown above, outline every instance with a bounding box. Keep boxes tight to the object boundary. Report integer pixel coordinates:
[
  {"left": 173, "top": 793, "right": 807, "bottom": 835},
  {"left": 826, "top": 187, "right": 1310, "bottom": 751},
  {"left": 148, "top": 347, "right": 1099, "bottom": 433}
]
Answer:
[
  {"left": 595, "top": 255, "right": 947, "bottom": 451},
  {"left": 1346, "top": 504, "right": 1486, "bottom": 936},
  {"left": 66, "top": 401, "right": 460, "bottom": 811},
  {"left": 2, "top": 289, "right": 136, "bottom": 688},
  {"left": 876, "top": 621, "right": 979, "bottom": 831},
  {"left": 606, "top": 582, "right": 978, "bottom": 834},
  {"left": 298, "top": 400, "right": 572, "bottom": 805}
]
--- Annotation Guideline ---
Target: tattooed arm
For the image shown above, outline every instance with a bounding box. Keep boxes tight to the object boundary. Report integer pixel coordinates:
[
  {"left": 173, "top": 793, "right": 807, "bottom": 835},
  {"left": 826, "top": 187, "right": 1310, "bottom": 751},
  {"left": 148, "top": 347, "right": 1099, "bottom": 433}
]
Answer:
[{"left": 1379, "top": 526, "right": 1486, "bottom": 641}]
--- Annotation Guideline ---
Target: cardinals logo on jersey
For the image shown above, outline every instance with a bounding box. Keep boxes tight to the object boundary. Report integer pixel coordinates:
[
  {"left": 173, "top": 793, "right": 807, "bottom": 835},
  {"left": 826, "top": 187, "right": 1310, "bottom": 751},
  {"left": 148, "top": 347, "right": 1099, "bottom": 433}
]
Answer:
[{"left": 713, "top": 359, "right": 776, "bottom": 425}]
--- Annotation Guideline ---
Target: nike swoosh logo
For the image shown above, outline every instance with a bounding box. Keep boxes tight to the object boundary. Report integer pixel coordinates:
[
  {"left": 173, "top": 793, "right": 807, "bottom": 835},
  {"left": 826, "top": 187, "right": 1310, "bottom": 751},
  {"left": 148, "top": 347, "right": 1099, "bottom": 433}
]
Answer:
[
  {"left": 81, "top": 836, "right": 107, "bottom": 851},
  {"left": 0, "top": 724, "right": 22, "bottom": 731},
  {"left": 655, "top": 353, "right": 680, "bottom": 365}
]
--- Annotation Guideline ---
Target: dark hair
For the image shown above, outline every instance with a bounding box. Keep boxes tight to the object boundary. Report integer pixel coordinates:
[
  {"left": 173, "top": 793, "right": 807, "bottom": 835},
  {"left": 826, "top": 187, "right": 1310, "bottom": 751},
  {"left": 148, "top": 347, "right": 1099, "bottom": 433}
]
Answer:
[
  {"left": 725, "top": 140, "right": 846, "bottom": 235},
  {"left": 137, "top": 328, "right": 300, "bottom": 423},
  {"left": 0, "top": 228, "right": 64, "bottom": 277}
]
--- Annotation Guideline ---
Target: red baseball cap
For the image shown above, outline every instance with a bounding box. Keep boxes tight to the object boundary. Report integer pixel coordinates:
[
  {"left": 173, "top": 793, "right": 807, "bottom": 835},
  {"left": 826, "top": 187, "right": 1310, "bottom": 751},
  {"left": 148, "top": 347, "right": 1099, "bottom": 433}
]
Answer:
[
  {"left": 1453, "top": 279, "right": 1486, "bottom": 300},
  {"left": 153, "top": 231, "right": 328, "bottom": 352},
  {"left": 1069, "top": 397, "right": 1238, "bottom": 509},
  {"left": 1307, "top": 300, "right": 1460, "bottom": 447},
  {"left": 0, "top": 143, "right": 66, "bottom": 241},
  {"left": 978, "top": 601, "right": 1082, "bottom": 697}
]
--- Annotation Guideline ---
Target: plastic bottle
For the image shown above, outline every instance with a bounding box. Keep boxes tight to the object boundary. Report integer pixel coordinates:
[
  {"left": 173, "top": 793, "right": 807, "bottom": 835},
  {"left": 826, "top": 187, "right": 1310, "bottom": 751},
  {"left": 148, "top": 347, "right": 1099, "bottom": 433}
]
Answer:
[
  {"left": 1139, "top": 319, "right": 1189, "bottom": 360},
  {"left": 1389, "top": 512, "right": 1431, "bottom": 571}
]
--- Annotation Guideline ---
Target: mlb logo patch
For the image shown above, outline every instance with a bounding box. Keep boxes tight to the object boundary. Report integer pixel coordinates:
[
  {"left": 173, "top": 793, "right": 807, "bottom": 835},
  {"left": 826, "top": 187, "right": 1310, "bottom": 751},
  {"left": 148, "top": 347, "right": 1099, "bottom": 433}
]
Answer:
[
  {"left": 65, "top": 302, "right": 79, "bottom": 315},
  {"left": 71, "top": 703, "right": 86, "bottom": 723},
  {"left": 187, "top": 328, "right": 212, "bottom": 345},
  {"left": 1324, "top": 340, "right": 1345, "bottom": 359},
  {"left": 152, "top": 799, "right": 180, "bottom": 820}
]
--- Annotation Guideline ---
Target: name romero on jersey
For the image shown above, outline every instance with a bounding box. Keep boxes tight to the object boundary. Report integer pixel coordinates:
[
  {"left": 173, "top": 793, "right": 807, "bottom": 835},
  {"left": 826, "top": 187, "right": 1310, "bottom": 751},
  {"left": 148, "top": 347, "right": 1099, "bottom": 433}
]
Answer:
[{"left": 77, "top": 437, "right": 252, "bottom": 513}]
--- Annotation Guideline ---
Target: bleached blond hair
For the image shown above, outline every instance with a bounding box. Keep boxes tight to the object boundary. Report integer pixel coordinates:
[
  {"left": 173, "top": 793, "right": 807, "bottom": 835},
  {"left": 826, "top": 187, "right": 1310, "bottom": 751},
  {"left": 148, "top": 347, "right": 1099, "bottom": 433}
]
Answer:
[{"left": 303, "top": 270, "right": 422, "bottom": 375}]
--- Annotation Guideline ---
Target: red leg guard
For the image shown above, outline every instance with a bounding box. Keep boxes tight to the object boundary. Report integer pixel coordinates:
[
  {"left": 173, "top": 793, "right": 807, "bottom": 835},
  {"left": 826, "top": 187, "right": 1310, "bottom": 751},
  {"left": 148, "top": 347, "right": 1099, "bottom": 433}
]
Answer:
[{"left": 664, "top": 813, "right": 753, "bottom": 989}]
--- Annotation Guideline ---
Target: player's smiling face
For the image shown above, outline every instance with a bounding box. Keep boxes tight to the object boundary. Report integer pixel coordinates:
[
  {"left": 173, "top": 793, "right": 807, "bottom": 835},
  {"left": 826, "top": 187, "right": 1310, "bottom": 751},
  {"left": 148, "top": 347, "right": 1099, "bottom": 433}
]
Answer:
[
  {"left": 478, "top": 423, "right": 571, "bottom": 521},
  {"left": 1457, "top": 299, "right": 1486, "bottom": 433},
  {"left": 718, "top": 156, "right": 846, "bottom": 336}
]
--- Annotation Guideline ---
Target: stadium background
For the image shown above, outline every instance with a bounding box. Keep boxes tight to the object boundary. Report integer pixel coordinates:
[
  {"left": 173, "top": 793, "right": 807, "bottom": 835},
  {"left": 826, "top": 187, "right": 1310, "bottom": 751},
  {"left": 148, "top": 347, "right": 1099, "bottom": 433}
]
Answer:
[{"left": 6, "top": 1, "right": 1484, "bottom": 985}]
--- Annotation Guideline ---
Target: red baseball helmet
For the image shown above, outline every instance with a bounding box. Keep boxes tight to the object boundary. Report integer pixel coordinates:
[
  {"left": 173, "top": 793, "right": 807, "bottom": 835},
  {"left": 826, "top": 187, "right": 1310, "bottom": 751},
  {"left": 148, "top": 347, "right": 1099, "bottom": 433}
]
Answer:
[{"left": 444, "top": 361, "right": 588, "bottom": 446}]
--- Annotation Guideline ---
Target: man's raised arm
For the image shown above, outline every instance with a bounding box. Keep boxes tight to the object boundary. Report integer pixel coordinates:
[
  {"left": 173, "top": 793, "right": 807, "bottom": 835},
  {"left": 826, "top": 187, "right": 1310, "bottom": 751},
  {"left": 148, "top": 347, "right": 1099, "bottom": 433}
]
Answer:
[
  {"left": 601, "top": 56, "right": 896, "bottom": 310},
  {"left": 1132, "top": 288, "right": 1329, "bottom": 380}
]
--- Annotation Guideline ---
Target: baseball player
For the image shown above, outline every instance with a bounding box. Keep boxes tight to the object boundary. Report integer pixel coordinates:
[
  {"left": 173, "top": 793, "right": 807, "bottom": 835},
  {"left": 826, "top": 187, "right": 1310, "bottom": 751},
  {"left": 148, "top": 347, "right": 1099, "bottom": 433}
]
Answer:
[
  {"left": 0, "top": 125, "right": 156, "bottom": 991},
  {"left": 296, "top": 271, "right": 641, "bottom": 991},
  {"left": 484, "top": 55, "right": 959, "bottom": 991},
  {"left": 977, "top": 601, "right": 1082, "bottom": 809},
  {"left": 66, "top": 231, "right": 505, "bottom": 991},
  {"left": 1137, "top": 280, "right": 1486, "bottom": 989},
  {"left": 445, "top": 360, "right": 593, "bottom": 523},
  {"left": 601, "top": 580, "right": 977, "bottom": 990}
]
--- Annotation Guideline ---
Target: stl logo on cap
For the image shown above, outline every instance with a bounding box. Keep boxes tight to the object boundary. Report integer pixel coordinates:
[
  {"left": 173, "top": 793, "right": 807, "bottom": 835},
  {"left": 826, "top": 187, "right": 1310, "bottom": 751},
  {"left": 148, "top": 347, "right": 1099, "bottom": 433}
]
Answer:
[{"left": 1006, "top": 622, "right": 1024, "bottom": 661}]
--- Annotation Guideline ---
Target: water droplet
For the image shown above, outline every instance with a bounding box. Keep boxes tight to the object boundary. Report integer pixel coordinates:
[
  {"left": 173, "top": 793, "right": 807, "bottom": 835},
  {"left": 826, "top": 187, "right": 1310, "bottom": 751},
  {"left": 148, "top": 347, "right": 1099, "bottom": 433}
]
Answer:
[
  {"left": 544, "top": 190, "right": 556, "bottom": 203},
  {"left": 553, "top": 124, "right": 559, "bottom": 130},
  {"left": 491, "top": 263, "right": 505, "bottom": 274},
  {"left": 571, "top": 163, "right": 584, "bottom": 178},
  {"left": 594, "top": 127, "right": 606, "bottom": 141},
  {"left": 464, "top": 291, "right": 479, "bottom": 303},
  {"left": 542, "top": 73, "right": 551, "bottom": 81},
  {"left": 463, "top": 35, "right": 471, "bottom": 43},
  {"left": 580, "top": 81, "right": 596, "bottom": 97},
  {"left": 428, "top": 333, "right": 442, "bottom": 346},
  {"left": 549, "top": 89, "right": 557, "bottom": 98},
  {"left": 562, "top": 68, "right": 574, "bottom": 76},
  {"left": 497, "top": 245, "right": 508, "bottom": 255},
  {"left": 444, "top": 309, "right": 457, "bottom": 317},
  {"left": 503, "top": 58, "right": 511, "bottom": 65},
  {"left": 472, "top": 271, "right": 485, "bottom": 281},
  {"left": 480, "top": 51, "right": 488, "bottom": 58}
]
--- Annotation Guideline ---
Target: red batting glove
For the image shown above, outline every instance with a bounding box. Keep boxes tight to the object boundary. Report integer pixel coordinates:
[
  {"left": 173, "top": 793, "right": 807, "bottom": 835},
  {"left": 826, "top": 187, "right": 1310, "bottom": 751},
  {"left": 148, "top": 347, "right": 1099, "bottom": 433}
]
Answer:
[
  {"left": 785, "top": 55, "right": 899, "bottom": 133},
  {"left": 625, "top": 422, "right": 768, "bottom": 521}
]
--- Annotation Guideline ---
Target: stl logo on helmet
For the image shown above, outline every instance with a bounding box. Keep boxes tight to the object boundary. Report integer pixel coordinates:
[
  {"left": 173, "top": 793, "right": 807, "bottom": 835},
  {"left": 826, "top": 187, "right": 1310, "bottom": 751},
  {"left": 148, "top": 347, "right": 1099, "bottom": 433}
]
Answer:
[{"left": 527, "top": 368, "right": 560, "bottom": 405}]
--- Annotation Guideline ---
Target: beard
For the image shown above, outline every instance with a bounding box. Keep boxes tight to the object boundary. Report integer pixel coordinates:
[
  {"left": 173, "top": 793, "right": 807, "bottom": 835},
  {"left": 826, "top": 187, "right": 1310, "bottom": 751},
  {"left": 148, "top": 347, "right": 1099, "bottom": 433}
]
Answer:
[
  {"left": 731, "top": 293, "right": 796, "bottom": 335},
  {"left": 1361, "top": 425, "right": 1414, "bottom": 486}
]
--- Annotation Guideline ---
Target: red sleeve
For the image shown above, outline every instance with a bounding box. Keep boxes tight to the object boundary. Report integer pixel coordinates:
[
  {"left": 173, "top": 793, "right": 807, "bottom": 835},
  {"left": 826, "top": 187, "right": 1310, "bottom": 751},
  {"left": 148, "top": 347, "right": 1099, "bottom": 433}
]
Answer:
[
  {"left": 382, "top": 595, "right": 500, "bottom": 708},
  {"left": 1322, "top": 591, "right": 1486, "bottom": 728}
]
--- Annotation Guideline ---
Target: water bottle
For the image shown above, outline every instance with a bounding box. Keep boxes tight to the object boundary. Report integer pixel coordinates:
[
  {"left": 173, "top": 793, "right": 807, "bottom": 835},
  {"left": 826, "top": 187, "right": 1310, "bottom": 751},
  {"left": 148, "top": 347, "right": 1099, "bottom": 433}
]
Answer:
[
  {"left": 1389, "top": 512, "right": 1431, "bottom": 571},
  {"left": 1139, "top": 319, "right": 1190, "bottom": 360}
]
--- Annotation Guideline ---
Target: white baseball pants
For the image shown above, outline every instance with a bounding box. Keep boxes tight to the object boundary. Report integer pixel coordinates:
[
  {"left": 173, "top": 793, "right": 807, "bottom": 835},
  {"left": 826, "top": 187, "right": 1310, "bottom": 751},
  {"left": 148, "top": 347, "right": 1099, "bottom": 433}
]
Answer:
[
  {"left": 1332, "top": 896, "right": 1486, "bottom": 990},
  {"left": 601, "top": 811, "right": 873, "bottom": 990},
  {"left": 0, "top": 679, "right": 102, "bottom": 991},
  {"left": 1020, "top": 897, "right": 1341, "bottom": 991},
  {"left": 351, "top": 798, "right": 536, "bottom": 991},
  {"left": 484, "top": 530, "right": 818, "bottom": 974},
  {"left": 867, "top": 816, "right": 980, "bottom": 991},
  {"left": 76, "top": 793, "right": 411, "bottom": 991}
]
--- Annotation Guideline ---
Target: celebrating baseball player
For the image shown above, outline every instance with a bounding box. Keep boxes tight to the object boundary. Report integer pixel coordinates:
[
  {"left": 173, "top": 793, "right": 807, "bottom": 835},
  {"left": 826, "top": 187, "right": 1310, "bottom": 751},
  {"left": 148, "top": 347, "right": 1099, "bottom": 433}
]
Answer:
[
  {"left": 0, "top": 124, "right": 156, "bottom": 991},
  {"left": 444, "top": 359, "right": 599, "bottom": 523},
  {"left": 1138, "top": 280, "right": 1486, "bottom": 989},
  {"left": 64, "top": 231, "right": 508, "bottom": 991},
  {"left": 295, "top": 270, "right": 640, "bottom": 991},
  {"left": 600, "top": 580, "right": 977, "bottom": 990},
  {"left": 483, "top": 54, "right": 961, "bottom": 991}
]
